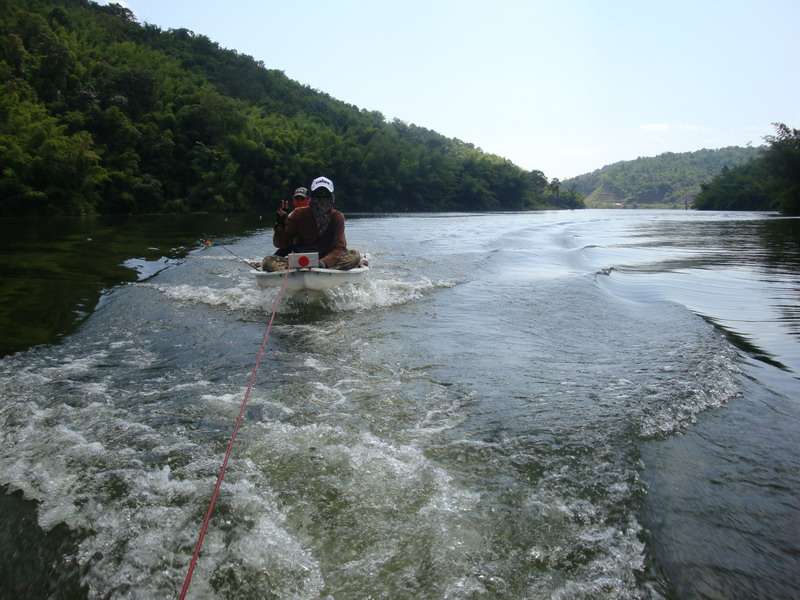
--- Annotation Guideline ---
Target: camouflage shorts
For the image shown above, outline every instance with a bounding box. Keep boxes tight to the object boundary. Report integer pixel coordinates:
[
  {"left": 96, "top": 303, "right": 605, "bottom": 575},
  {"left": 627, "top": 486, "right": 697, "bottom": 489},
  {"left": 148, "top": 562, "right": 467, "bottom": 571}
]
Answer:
[{"left": 261, "top": 255, "right": 289, "bottom": 272}]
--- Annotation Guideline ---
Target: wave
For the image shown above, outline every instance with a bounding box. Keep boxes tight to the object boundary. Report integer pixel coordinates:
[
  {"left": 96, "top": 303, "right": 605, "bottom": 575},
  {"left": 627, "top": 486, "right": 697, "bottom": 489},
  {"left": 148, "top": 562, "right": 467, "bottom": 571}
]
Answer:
[
  {"left": 594, "top": 265, "right": 798, "bottom": 374},
  {"left": 140, "top": 270, "right": 448, "bottom": 316}
]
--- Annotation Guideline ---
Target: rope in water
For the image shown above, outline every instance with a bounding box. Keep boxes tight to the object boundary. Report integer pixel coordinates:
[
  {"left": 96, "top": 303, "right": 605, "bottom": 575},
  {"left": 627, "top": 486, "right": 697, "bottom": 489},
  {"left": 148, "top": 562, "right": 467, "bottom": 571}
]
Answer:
[
  {"left": 179, "top": 264, "right": 291, "bottom": 599},
  {"left": 203, "top": 239, "right": 258, "bottom": 269}
]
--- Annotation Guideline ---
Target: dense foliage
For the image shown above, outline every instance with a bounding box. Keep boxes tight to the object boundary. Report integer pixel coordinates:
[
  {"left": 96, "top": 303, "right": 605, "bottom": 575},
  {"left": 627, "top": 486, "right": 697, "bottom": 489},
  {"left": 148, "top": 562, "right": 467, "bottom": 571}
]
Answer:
[
  {"left": 693, "top": 123, "right": 800, "bottom": 215},
  {"left": 563, "top": 146, "right": 764, "bottom": 209},
  {"left": 0, "top": 0, "right": 564, "bottom": 216}
]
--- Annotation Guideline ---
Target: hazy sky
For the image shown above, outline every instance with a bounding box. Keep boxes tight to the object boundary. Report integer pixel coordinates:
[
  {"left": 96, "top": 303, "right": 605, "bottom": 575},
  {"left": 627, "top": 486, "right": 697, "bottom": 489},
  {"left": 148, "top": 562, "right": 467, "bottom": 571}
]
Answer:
[{"left": 103, "top": 0, "right": 799, "bottom": 180}]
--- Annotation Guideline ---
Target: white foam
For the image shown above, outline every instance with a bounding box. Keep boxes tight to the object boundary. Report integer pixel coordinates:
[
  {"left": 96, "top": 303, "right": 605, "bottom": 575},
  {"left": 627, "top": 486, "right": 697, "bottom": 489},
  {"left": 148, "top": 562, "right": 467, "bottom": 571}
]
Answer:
[
  {"left": 142, "top": 271, "right": 439, "bottom": 316},
  {"left": 143, "top": 282, "right": 271, "bottom": 313}
]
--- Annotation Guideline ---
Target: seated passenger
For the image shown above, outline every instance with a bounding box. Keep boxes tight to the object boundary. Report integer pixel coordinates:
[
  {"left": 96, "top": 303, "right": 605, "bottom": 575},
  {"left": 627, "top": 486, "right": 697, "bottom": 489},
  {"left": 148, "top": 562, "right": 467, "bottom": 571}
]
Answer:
[
  {"left": 273, "top": 186, "right": 310, "bottom": 257},
  {"left": 262, "top": 176, "right": 362, "bottom": 272}
]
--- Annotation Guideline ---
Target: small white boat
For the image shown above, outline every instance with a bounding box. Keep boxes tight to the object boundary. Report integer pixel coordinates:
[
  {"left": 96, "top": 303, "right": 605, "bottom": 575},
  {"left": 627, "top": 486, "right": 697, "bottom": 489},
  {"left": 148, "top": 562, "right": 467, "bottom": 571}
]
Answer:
[
  {"left": 252, "top": 251, "right": 369, "bottom": 291},
  {"left": 251, "top": 265, "right": 370, "bottom": 291}
]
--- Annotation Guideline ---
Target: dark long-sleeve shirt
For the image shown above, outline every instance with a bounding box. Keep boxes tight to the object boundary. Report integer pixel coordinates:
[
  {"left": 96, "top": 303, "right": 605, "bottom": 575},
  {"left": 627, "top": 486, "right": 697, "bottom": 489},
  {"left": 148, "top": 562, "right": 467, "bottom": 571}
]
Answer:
[{"left": 273, "top": 207, "right": 347, "bottom": 267}]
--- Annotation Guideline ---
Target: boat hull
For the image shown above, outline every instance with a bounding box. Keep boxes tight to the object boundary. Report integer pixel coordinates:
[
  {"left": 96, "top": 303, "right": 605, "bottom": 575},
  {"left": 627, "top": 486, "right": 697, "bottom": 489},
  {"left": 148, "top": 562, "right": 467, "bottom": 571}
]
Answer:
[{"left": 251, "top": 266, "right": 369, "bottom": 291}]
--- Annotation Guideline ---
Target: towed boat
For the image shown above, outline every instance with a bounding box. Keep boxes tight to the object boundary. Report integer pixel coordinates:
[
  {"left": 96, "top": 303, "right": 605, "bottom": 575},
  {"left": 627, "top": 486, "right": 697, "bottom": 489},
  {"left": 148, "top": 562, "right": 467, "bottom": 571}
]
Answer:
[{"left": 251, "top": 252, "right": 369, "bottom": 291}]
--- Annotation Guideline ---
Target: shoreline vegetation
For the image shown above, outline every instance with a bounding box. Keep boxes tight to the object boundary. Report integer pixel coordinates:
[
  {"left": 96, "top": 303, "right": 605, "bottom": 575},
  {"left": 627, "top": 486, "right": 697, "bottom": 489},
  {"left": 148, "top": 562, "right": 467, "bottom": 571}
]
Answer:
[
  {"left": 1, "top": 1, "right": 797, "bottom": 217},
  {"left": 0, "top": 0, "right": 578, "bottom": 217},
  {"left": 692, "top": 123, "right": 799, "bottom": 215}
]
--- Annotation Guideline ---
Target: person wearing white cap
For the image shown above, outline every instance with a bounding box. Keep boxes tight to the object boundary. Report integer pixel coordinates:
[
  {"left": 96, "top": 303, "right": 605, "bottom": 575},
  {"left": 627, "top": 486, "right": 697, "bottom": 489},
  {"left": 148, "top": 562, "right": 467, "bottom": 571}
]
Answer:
[{"left": 264, "top": 176, "right": 362, "bottom": 271}]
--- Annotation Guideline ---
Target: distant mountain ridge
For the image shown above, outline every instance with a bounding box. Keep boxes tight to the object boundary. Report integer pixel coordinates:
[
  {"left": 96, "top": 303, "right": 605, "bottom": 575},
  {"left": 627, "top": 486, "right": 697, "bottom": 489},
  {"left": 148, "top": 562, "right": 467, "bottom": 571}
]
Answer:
[{"left": 562, "top": 146, "right": 765, "bottom": 209}]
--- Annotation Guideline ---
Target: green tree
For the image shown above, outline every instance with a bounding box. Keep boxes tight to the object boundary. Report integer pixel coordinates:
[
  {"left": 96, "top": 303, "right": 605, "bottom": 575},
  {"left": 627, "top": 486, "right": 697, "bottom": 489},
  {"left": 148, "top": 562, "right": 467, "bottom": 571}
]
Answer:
[
  {"left": 763, "top": 123, "right": 800, "bottom": 215},
  {"left": 0, "top": 86, "right": 104, "bottom": 215},
  {"left": 694, "top": 123, "right": 799, "bottom": 214}
]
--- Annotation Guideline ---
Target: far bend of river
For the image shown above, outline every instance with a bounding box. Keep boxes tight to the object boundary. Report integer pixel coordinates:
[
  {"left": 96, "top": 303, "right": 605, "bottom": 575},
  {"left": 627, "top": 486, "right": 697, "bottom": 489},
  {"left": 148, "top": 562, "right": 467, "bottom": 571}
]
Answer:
[{"left": 0, "top": 210, "right": 798, "bottom": 599}]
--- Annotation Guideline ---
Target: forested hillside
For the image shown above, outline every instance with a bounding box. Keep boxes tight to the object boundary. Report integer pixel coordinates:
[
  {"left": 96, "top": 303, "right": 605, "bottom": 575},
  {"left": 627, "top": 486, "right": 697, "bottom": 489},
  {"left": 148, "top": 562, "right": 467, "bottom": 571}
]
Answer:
[
  {"left": 563, "top": 146, "right": 764, "bottom": 209},
  {"left": 693, "top": 123, "right": 800, "bottom": 215},
  {"left": 0, "top": 0, "right": 565, "bottom": 217}
]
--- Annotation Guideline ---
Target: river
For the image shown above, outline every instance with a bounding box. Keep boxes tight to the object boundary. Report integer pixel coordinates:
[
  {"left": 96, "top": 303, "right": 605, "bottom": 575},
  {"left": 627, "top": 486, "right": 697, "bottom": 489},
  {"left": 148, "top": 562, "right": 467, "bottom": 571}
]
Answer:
[{"left": 0, "top": 210, "right": 798, "bottom": 599}]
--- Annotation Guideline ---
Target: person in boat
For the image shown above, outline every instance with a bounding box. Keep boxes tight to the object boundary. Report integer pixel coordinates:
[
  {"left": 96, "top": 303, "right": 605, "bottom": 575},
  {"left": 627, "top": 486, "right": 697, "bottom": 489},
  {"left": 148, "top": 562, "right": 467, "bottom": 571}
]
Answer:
[
  {"left": 262, "top": 176, "right": 362, "bottom": 271},
  {"left": 273, "top": 187, "right": 311, "bottom": 257}
]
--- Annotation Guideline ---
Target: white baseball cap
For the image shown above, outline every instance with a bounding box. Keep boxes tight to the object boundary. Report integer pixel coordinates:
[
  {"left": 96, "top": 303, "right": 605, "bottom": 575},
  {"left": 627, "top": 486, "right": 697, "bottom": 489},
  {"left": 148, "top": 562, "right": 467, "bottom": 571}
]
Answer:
[{"left": 310, "top": 176, "right": 334, "bottom": 193}]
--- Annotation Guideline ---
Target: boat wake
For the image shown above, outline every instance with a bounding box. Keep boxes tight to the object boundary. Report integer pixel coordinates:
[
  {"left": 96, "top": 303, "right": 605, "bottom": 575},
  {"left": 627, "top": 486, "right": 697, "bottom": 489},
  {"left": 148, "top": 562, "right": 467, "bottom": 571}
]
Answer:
[{"left": 141, "top": 274, "right": 447, "bottom": 316}]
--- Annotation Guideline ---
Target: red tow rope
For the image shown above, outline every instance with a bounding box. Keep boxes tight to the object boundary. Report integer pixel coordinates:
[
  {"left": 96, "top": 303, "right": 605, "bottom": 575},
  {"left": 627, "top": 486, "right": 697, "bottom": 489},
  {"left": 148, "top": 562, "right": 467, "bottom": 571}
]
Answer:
[{"left": 180, "top": 266, "right": 291, "bottom": 599}]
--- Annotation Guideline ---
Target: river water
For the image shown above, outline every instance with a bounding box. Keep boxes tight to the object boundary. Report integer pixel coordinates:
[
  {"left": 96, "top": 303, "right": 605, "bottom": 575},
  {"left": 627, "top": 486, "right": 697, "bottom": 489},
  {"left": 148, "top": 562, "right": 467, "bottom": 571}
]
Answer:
[{"left": 0, "top": 210, "right": 798, "bottom": 599}]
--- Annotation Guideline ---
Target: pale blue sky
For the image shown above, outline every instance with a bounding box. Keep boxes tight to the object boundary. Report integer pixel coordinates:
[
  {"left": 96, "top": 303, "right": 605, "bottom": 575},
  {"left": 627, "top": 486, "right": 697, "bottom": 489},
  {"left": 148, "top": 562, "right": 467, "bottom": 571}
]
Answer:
[{"left": 104, "top": 0, "right": 799, "bottom": 180}]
